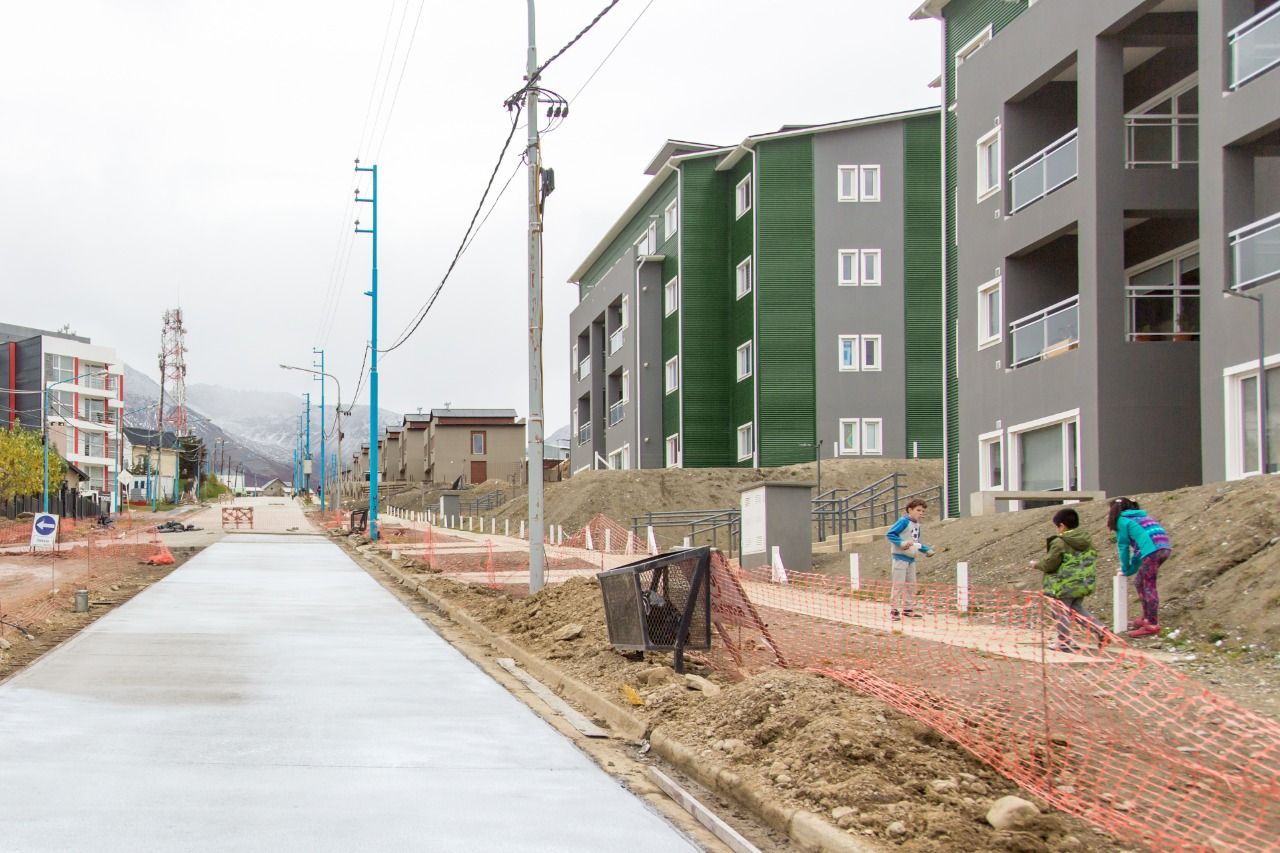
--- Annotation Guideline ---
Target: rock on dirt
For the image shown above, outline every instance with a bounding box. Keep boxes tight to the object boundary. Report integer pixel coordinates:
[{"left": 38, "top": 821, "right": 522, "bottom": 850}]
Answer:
[
  {"left": 987, "top": 795, "right": 1041, "bottom": 830},
  {"left": 683, "top": 673, "right": 721, "bottom": 696},
  {"left": 638, "top": 666, "right": 675, "bottom": 686},
  {"left": 0, "top": 638, "right": 10, "bottom": 651},
  {"left": 552, "top": 623, "right": 584, "bottom": 641}
]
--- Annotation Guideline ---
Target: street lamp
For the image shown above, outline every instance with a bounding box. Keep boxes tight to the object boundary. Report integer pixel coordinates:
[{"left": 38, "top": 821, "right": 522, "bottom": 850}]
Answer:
[
  {"left": 280, "top": 364, "right": 346, "bottom": 512},
  {"left": 43, "top": 368, "right": 112, "bottom": 513}
]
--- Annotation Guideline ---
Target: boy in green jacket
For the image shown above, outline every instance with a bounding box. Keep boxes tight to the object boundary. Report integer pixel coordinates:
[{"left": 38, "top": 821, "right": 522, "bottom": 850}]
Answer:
[{"left": 1030, "top": 508, "right": 1105, "bottom": 652}]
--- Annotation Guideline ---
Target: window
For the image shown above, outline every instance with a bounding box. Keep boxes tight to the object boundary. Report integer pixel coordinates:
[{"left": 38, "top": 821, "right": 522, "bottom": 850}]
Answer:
[
  {"left": 838, "top": 250, "right": 859, "bottom": 286},
  {"left": 83, "top": 432, "right": 106, "bottom": 458},
  {"left": 736, "top": 422, "right": 754, "bottom": 462},
  {"left": 664, "top": 276, "right": 679, "bottom": 316},
  {"left": 665, "top": 434, "right": 680, "bottom": 468},
  {"left": 839, "top": 419, "right": 860, "bottom": 455},
  {"left": 607, "top": 445, "right": 630, "bottom": 471},
  {"left": 664, "top": 356, "right": 679, "bottom": 394},
  {"left": 977, "top": 127, "right": 1001, "bottom": 200},
  {"left": 45, "top": 354, "right": 74, "bottom": 384},
  {"left": 979, "top": 430, "right": 1004, "bottom": 490},
  {"left": 48, "top": 389, "right": 74, "bottom": 418},
  {"left": 838, "top": 336, "right": 859, "bottom": 372},
  {"left": 471, "top": 431, "right": 486, "bottom": 455},
  {"left": 861, "top": 249, "right": 881, "bottom": 286},
  {"left": 1127, "top": 247, "right": 1200, "bottom": 341},
  {"left": 978, "top": 277, "right": 1002, "bottom": 348},
  {"left": 1010, "top": 412, "right": 1081, "bottom": 498},
  {"left": 736, "top": 341, "right": 753, "bottom": 381},
  {"left": 620, "top": 294, "right": 629, "bottom": 330},
  {"left": 838, "top": 165, "right": 879, "bottom": 202},
  {"left": 1225, "top": 358, "right": 1280, "bottom": 478},
  {"left": 664, "top": 199, "right": 678, "bottom": 241},
  {"left": 621, "top": 368, "right": 630, "bottom": 403},
  {"left": 861, "top": 419, "right": 883, "bottom": 456},
  {"left": 635, "top": 221, "right": 657, "bottom": 256},
  {"left": 953, "top": 24, "right": 992, "bottom": 100},
  {"left": 735, "top": 174, "right": 753, "bottom": 218},
  {"left": 736, "top": 256, "right": 753, "bottom": 299},
  {"left": 861, "top": 334, "right": 882, "bottom": 371}
]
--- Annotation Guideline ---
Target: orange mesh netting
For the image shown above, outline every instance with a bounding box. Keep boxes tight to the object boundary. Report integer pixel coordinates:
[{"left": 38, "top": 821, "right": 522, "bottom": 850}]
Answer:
[
  {"left": 561, "top": 514, "right": 645, "bottom": 555},
  {"left": 699, "top": 552, "right": 1279, "bottom": 853}
]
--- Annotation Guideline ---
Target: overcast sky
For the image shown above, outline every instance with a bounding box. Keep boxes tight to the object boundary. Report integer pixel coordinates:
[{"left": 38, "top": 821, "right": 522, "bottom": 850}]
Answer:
[{"left": 1, "top": 1, "right": 939, "bottom": 427}]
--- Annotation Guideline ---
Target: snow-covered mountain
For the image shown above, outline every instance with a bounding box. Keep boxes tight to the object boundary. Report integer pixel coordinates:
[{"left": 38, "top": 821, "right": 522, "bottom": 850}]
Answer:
[{"left": 123, "top": 364, "right": 399, "bottom": 484}]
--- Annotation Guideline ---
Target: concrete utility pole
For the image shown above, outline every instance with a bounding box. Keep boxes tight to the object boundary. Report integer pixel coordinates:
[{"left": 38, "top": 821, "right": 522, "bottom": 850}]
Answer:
[
  {"left": 525, "top": 0, "right": 546, "bottom": 592},
  {"left": 314, "top": 348, "right": 326, "bottom": 512},
  {"left": 355, "top": 162, "right": 380, "bottom": 540},
  {"left": 304, "top": 391, "right": 312, "bottom": 496}
]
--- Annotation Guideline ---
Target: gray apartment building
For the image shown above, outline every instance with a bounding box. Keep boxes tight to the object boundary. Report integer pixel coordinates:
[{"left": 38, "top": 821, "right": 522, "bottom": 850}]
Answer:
[
  {"left": 568, "top": 110, "right": 943, "bottom": 473},
  {"left": 912, "top": 0, "right": 1280, "bottom": 512}
]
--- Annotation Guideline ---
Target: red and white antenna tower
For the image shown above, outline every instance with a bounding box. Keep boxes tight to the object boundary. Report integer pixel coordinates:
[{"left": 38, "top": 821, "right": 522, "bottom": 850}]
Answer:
[{"left": 158, "top": 308, "right": 189, "bottom": 436}]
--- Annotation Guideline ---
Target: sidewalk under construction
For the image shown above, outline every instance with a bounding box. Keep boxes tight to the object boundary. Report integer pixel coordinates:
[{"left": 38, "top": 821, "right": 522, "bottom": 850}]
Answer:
[{"left": 0, "top": 533, "right": 696, "bottom": 852}]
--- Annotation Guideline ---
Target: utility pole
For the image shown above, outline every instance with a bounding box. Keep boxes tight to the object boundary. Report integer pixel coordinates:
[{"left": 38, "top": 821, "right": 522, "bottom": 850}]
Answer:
[
  {"left": 525, "top": 0, "right": 546, "bottom": 592},
  {"left": 304, "top": 391, "right": 312, "bottom": 497},
  {"left": 355, "top": 161, "right": 380, "bottom": 540},
  {"left": 314, "top": 348, "right": 326, "bottom": 512}
]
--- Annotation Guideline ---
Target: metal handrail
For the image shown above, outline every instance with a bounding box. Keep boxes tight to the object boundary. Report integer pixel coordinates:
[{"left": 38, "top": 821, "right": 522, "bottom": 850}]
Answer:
[
  {"left": 1008, "top": 128, "right": 1079, "bottom": 212},
  {"left": 1230, "top": 210, "right": 1280, "bottom": 291},
  {"left": 632, "top": 508, "right": 741, "bottom": 557},
  {"left": 1124, "top": 113, "right": 1198, "bottom": 168},
  {"left": 607, "top": 399, "right": 625, "bottom": 426},
  {"left": 1010, "top": 294, "right": 1080, "bottom": 367},
  {"left": 608, "top": 327, "right": 624, "bottom": 355},
  {"left": 1229, "top": 0, "right": 1280, "bottom": 89},
  {"left": 578, "top": 357, "right": 590, "bottom": 380},
  {"left": 577, "top": 422, "right": 592, "bottom": 446},
  {"left": 812, "top": 473, "right": 902, "bottom": 548},
  {"left": 1008, "top": 294, "right": 1080, "bottom": 332}
]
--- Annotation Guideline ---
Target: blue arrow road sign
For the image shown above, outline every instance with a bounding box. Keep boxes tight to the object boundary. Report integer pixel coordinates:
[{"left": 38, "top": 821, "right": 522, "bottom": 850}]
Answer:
[{"left": 34, "top": 514, "right": 57, "bottom": 536}]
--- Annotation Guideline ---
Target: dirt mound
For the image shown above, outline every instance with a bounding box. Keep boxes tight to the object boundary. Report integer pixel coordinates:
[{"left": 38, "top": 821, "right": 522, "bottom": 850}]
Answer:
[{"left": 814, "top": 475, "right": 1280, "bottom": 651}]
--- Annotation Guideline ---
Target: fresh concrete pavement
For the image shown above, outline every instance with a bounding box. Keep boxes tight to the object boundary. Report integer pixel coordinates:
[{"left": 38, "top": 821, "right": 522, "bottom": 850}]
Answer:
[{"left": 0, "top": 531, "right": 699, "bottom": 851}]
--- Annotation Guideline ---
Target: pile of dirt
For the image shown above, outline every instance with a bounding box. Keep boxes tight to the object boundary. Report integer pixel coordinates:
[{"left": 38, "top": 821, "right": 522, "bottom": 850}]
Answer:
[
  {"left": 414, "top": 573, "right": 1118, "bottom": 852},
  {"left": 813, "top": 475, "right": 1280, "bottom": 651}
]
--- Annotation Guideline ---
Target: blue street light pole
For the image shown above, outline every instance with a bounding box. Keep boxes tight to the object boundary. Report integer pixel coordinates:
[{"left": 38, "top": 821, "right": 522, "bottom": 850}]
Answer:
[
  {"left": 355, "top": 161, "right": 379, "bottom": 540},
  {"left": 43, "top": 369, "right": 110, "bottom": 514},
  {"left": 304, "top": 391, "right": 312, "bottom": 496},
  {"left": 314, "top": 348, "right": 326, "bottom": 512}
]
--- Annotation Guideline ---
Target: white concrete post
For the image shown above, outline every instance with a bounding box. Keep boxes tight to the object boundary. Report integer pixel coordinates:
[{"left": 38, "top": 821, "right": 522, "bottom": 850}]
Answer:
[
  {"left": 682, "top": 535, "right": 691, "bottom": 548},
  {"left": 490, "top": 517, "right": 495, "bottom": 535},
  {"left": 519, "top": 519, "right": 526, "bottom": 539},
  {"left": 604, "top": 528, "right": 612, "bottom": 553},
  {"left": 1112, "top": 573, "right": 1128, "bottom": 634},
  {"left": 391, "top": 548, "right": 401, "bottom": 561},
  {"left": 849, "top": 553, "right": 860, "bottom": 592},
  {"left": 625, "top": 529, "right": 634, "bottom": 555},
  {"left": 585, "top": 527, "right": 594, "bottom": 551},
  {"left": 957, "top": 561, "right": 970, "bottom": 614},
  {"left": 770, "top": 545, "right": 788, "bottom": 585},
  {"left": 505, "top": 518, "right": 510, "bottom": 537},
  {"left": 647, "top": 525, "right": 658, "bottom": 555}
]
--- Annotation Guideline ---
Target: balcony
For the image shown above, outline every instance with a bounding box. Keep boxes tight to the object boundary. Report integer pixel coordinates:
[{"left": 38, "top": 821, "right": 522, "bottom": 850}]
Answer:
[
  {"left": 577, "top": 422, "right": 592, "bottom": 446},
  {"left": 1010, "top": 295, "right": 1080, "bottom": 368},
  {"left": 578, "top": 356, "right": 591, "bottom": 381},
  {"left": 1230, "top": 1, "right": 1280, "bottom": 89},
  {"left": 1125, "top": 114, "right": 1197, "bottom": 169},
  {"left": 608, "top": 327, "right": 624, "bottom": 355},
  {"left": 1009, "top": 129, "right": 1078, "bottom": 213},
  {"left": 1231, "top": 211, "right": 1280, "bottom": 291},
  {"left": 608, "top": 400, "right": 625, "bottom": 427}
]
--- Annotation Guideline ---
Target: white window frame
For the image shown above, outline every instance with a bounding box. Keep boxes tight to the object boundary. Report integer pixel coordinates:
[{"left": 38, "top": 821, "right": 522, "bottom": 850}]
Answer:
[
  {"left": 621, "top": 368, "right": 630, "bottom": 403},
  {"left": 978, "top": 276, "right": 1003, "bottom": 349},
  {"left": 736, "top": 256, "right": 753, "bottom": 299},
  {"left": 861, "top": 418, "right": 883, "bottom": 456},
  {"left": 635, "top": 221, "right": 657, "bottom": 256},
  {"left": 1125, "top": 242, "right": 1200, "bottom": 341},
  {"left": 859, "top": 165, "right": 881, "bottom": 203},
  {"left": 860, "top": 249, "right": 882, "bottom": 286},
  {"left": 607, "top": 444, "right": 631, "bottom": 471},
  {"left": 1007, "top": 410, "right": 1082, "bottom": 503},
  {"left": 665, "top": 433, "right": 680, "bottom": 468},
  {"left": 860, "top": 334, "right": 882, "bottom": 372},
  {"left": 664, "top": 356, "right": 679, "bottom": 395},
  {"left": 664, "top": 276, "right": 678, "bottom": 317},
  {"left": 736, "top": 340, "right": 753, "bottom": 381},
  {"left": 838, "top": 418, "right": 860, "bottom": 456},
  {"left": 837, "top": 165, "right": 859, "bottom": 202},
  {"left": 664, "top": 198, "right": 678, "bottom": 241},
  {"left": 838, "top": 250, "right": 859, "bottom": 286},
  {"left": 619, "top": 294, "right": 629, "bottom": 330},
  {"left": 735, "top": 174, "right": 753, "bottom": 219},
  {"left": 977, "top": 126, "right": 1002, "bottom": 201},
  {"left": 1223, "top": 353, "right": 1280, "bottom": 479},
  {"left": 838, "top": 335, "right": 859, "bottom": 372},
  {"left": 953, "top": 24, "right": 993, "bottom": 101},
  {"left": 978, "top": 428, "right": 1004, "bottom": 491},
  {"left": 736, "top": 422, "right": 754, "bottom": 462}
]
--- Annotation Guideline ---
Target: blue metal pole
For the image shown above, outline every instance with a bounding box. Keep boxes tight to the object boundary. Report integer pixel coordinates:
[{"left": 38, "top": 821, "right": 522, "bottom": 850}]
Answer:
[
  {"left": 304, "top": 391, "right": 312, "bottom": 496},
  {"left": 42, "top": 384, "right": 49, "bottom": 513},
  {"left": 314, "top": 348, "right": 326, "bottom": 512},
  {"left": 356, "top": 162, "right": 379, "bottom": 540}
]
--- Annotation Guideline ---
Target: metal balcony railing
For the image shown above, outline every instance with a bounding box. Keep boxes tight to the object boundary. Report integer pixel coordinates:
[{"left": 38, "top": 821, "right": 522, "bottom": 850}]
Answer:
[
  {"left": 608, "top": 327, "right": 624, "bottom": 355},
  {"left": 80, "top": 373, "right": 115, "bottom": 391},
  {"left": 1230, "top": 0, "right": 1280, "bottom": 89},
  {"left": 578, "top": 356, "right": 591, "bottom": 380},
  {"left": 1231, "top": 211, "right": 1280, "bottom": 291},
  {"left": 1009, "top": 129, "right": 1079, "bottom": 213},
  {"left": 1010, "top": 295, "right": 1080, "bottom": 368},
  {"left": 577, "top": 422, "right": 592, "bottom": 446},
  {"left": 1125, "top": 113, "right": 1197, "bottom": 168},
  {"left": 608, "top": 399, "right": 625, "bottom": 427}
]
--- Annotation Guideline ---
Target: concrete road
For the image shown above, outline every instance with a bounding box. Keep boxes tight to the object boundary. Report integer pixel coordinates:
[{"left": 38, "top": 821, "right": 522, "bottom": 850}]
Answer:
[{"left": 0, "top": 534, "right": 697, "bottom": 852}]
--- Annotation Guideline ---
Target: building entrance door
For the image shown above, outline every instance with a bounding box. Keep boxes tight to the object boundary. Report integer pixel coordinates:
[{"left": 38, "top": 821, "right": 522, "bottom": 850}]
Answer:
[{"left": 470, "top": 461, "right": 487, "bottom": 484}]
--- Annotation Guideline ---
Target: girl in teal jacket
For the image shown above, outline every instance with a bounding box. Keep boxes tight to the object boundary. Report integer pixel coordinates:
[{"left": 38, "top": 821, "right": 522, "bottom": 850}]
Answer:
[{"left": 1107, "top": 498, "right": 1171, "bottom": 638}]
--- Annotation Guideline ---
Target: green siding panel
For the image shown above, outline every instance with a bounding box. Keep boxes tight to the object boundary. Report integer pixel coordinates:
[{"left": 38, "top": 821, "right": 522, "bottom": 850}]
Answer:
[
  {"left": 942, "top": 0, "right": 1028, "bottom": 513},
  {"left": 903, "top": 115, "right": 944, "bottom": 459},
  {"left": 678, "top": 158, "right": 734, "bottom": 467},
  {"left": 580, "top": 176, "right": 678, "bottom": 297},
  {"left": 755, "top": 136, "right": 816, "bottom": 468}
]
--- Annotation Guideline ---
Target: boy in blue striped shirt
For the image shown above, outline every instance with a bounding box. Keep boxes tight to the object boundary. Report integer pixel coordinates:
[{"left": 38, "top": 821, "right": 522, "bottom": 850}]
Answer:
[{"left": 885, "top": 498, "right": 933, "bottom": 620}]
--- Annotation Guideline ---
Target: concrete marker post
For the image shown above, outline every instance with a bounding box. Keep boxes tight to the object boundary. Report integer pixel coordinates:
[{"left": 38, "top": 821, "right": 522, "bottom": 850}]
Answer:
[
  {"left": 519, "top": 520, "right": 526, "bottom": 539},
  {"left": 647, "top": 525, "right": 658, "bottom": 555},
  {"left": 957, "top": 561, "right": 970, "bottom": 614},
  {"left": 770, "top": 545, "right": 788, "bottom": 585},
  {"left": 604, "top": 528, "right": 612, "bottom": 553},
  {"left": 1113, "top": 573, "right": 1128, "bottom": 633},
  {"left": 585, "top": 527, "right": 593, "bottom": 551},
  {"left": 505, "top": 518, "right": 510, "bottom": 537},
  {"left": 849, "top": 553, "right": 860, "bottom": 592}
]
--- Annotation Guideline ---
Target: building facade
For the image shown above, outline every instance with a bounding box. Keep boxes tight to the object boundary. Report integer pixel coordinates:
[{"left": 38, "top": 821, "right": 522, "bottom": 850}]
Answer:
[
  {"left": 0, "top": 323, "right": 126, "bottom": 510},
  {"left": 913, "top": 0, "right": 1280, "bottom": 512},
  {"left": 427, "top": 408, "right": 525, "bottom": 486},
  {"left": 568, "top": 111, "right": 943, "bottom": 473}
]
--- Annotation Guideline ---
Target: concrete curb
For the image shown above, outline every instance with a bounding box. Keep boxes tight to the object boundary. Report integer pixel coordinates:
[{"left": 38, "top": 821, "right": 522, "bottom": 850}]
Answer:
[{"left": 359, "top": 548, "right": 878, "bottom": 853}]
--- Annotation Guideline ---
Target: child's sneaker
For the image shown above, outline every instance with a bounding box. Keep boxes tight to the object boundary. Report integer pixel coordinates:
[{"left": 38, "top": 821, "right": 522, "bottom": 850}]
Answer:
[
  {"left": 1055, "top": 642, "right": 1081, "bottom": 654},
  {"left": 1127, "top": 618, "right": 1149, "bottom": 631},
  {"left": 890, "top": 609, "right": 902, "bottom": 621},
  {"left": 1127, "top": 623, "right": 1160, "bottom": 639},
  {"left": 902, "top": 609, "right": 924, "bottom": 618}
]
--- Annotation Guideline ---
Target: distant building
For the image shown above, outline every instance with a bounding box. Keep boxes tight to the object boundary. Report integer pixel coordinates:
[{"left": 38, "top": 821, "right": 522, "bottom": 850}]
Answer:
[
  {"left": 261, "top": 478, "right": 287, "bottom": 497},
  {"left": 427, "top": 408, "right": 525, "bottom": 486},
  {"left": 122, "top": 428, "right": 181, "bottom": 503}
]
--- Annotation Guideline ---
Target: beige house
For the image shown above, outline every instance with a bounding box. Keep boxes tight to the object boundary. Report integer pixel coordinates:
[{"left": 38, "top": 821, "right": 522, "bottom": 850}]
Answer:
[
  {"left": 401, "top": 413, "right": 430, "bottom": 481},
  {"left": 427, "top": 408, "right": 524, "bottom": 486},
  {"left": 261, "top": 478, "right": 287, "bottom": 497},
  {"left": 378, "top": 426, "right": 404, "bottom": 483}
]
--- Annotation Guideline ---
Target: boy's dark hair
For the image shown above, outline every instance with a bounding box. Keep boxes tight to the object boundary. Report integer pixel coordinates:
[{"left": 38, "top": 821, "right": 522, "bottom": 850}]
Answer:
[
  {"left": 1052, "top": 508, "right": 1080, "bottom": 529},
  {"left": 905, "top": 498, "right": 928, "bottom": 511},
  {"left": 1106, "top": 497, "right": 1140, "bottom": 531}
]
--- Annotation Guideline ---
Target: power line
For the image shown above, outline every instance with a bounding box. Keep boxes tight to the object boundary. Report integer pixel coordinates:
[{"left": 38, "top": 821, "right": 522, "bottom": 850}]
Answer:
[
  {"left": 371, "top": 0, "right": 427, "bottom": 162},
  {"left": 568, "top": 0, "right": 655, "bottom": 104},
  {"left": 529, "top": 0, "right": 624, "bottom": 87}
]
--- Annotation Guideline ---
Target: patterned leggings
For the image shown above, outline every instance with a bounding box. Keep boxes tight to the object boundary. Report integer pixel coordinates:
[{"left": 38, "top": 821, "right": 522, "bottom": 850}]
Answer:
[{"left": 1135, "top": 548, "right": 1171, "bottom": 625}]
